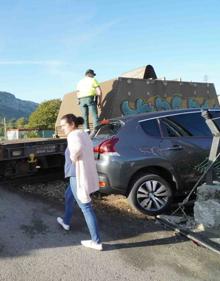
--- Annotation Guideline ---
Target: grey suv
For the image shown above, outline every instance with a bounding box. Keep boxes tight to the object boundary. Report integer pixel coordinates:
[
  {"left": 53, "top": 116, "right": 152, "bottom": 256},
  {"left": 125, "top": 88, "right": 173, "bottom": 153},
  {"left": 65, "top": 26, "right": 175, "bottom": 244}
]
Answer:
[{"left": 92, "top": 108, "right": 220, "bottom": 215}]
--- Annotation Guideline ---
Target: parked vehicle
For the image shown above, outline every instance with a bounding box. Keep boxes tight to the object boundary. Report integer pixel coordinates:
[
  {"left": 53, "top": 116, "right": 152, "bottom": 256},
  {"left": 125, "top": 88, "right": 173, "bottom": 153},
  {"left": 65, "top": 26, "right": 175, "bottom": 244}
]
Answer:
[{"left": 92, "top": 108, "right": 220, "bottom": 215}]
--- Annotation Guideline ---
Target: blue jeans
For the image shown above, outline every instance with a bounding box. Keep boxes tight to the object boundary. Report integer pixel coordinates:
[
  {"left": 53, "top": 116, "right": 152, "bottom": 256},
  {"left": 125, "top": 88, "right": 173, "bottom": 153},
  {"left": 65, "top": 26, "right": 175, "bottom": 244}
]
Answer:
[
  {"left": 63, "top": 177, "right": 101, "bottom": 243},
  {"left": 79, "top": 96, "right": 99, "bottom": 130}
]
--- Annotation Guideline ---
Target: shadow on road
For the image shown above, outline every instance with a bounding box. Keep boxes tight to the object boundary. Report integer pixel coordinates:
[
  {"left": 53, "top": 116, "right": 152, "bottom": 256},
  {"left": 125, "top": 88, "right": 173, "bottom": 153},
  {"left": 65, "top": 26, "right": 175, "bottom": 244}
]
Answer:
[{"left": 103, "top": 235, "right": 186, "bottom": 251}]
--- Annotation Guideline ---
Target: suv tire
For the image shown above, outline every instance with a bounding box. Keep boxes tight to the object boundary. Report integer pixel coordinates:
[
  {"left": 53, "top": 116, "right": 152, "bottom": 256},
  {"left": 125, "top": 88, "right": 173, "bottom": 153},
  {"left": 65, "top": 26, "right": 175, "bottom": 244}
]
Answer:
[{"left": 128, "top": 173, "right": 173, "bottom": 216}]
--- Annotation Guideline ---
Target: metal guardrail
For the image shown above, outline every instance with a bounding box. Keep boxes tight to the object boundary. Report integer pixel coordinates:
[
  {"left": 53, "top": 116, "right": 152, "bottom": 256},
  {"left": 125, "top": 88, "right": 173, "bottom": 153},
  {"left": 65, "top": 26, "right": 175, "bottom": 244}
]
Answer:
[
  {"left": 202, "top": 110, "right": 220, "bottom": 184},
  {"left": 157, "top": 216, "right": 220, "bottom": 256}
]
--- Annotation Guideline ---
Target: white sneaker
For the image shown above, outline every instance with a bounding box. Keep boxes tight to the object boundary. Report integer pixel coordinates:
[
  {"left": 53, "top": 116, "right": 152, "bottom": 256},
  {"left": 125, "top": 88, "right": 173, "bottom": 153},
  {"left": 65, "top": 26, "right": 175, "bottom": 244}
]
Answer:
[
  {"left": 81, "top": 240, "right": 103, "bottom": 251},
  {"left": 57, "top": 217, "right": 70, "bottom": 231}
]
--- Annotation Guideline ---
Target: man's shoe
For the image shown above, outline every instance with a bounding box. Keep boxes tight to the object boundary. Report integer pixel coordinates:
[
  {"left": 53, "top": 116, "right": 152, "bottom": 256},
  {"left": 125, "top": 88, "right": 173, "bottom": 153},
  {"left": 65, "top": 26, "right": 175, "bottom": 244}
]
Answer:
[
  {"left": 81, "top": 240, "right": 103, "bottom": 251},
  {"left": 57, "top": 217, "right": 70, "bottom": 231}
]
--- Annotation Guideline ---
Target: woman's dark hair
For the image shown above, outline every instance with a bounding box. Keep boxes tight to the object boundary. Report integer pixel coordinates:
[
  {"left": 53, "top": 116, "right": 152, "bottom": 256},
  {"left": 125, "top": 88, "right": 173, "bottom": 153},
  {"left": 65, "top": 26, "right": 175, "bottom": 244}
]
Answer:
[{"left": 61, "top": 114, "right": 84, "bottom": 127}]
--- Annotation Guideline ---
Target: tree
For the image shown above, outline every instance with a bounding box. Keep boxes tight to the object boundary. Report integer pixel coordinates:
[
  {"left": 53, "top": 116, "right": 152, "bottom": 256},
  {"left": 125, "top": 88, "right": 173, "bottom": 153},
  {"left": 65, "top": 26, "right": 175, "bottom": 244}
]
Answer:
[
  {"left": 28, "top": 99, "right": 61, "bottom": 130},
  {"left": 7, "top": 119, "right": 16, "bottom": 129},
  {"left": 16, "top": 117, "right": 27, "bottom": 128},
  {"left": 0, "top": 127, "right": 4, "bottom": 137}
]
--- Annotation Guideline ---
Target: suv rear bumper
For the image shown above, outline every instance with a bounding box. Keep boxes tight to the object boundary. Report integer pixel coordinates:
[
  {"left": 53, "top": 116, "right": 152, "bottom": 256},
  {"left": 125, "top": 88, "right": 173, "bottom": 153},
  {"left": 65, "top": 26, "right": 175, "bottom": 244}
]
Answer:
[
  {"left": 96, "top": 155, "right": 132, "bottom": 194},
  {"left": 97, "top": 172, "right": 126, "bottom": 195}
]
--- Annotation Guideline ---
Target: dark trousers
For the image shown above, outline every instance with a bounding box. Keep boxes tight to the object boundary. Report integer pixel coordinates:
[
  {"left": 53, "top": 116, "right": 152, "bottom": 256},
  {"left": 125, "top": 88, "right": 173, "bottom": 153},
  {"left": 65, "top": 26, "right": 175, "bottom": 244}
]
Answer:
[{"left": 79, "top": 96, "right": 99, "bottom": 130}]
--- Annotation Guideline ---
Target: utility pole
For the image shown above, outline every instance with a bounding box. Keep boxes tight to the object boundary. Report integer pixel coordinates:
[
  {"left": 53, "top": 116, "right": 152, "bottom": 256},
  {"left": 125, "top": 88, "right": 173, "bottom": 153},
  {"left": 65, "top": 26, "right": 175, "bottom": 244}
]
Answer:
[{"left": 3, "top": 117, "right": 7, "bottom": 140}]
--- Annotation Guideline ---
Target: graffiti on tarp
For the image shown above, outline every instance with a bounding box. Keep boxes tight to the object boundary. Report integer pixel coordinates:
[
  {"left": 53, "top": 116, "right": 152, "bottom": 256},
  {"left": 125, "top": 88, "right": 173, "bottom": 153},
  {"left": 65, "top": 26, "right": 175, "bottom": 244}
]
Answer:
[{"left": 121, "top": 95, "right": 218, "bottom": 116}]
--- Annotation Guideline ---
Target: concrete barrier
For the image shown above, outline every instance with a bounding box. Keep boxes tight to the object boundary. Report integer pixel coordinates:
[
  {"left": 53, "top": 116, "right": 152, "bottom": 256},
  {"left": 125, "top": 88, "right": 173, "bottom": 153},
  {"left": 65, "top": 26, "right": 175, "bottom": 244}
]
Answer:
[{"left": 194, "top": 183, "right": 220, "bottom": 228}]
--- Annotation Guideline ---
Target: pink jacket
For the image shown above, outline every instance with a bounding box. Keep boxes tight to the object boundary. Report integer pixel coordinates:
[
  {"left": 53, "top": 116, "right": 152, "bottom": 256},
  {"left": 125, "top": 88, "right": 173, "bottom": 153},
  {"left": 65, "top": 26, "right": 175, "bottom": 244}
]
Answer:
[{"left": 67, "top": 129, "right": 99, "bottom": 203}]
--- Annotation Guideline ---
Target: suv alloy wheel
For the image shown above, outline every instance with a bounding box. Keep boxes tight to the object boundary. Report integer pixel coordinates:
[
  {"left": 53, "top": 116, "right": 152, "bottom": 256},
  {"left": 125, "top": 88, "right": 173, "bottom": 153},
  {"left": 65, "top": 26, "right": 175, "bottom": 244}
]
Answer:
[{"left": 128, "top": 173, "right": 173, "bottom": 215}]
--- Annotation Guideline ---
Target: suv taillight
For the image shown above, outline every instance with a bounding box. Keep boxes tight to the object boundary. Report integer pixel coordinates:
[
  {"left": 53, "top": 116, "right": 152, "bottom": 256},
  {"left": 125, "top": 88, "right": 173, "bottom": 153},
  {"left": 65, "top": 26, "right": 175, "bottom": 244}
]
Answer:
[{"left": 94, "top": 137, "right": 119, "bottom": 154}]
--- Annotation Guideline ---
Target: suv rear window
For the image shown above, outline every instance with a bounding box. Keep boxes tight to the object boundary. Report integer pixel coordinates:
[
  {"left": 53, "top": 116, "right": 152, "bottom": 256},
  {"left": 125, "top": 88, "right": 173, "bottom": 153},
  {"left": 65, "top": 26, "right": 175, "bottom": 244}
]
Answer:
[
  {"left": 140, "top": 119, "right": 161, "bottom": 137},
  {"left": 93, "top": 121, "right": 121, "bottom": 139}
]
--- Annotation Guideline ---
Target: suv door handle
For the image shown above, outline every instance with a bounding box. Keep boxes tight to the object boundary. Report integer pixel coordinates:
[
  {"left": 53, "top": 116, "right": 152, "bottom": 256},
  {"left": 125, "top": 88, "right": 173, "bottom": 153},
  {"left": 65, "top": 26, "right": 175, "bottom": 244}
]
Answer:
[{"left": 165, "top": 145, "right": 183, "bottom": 151}]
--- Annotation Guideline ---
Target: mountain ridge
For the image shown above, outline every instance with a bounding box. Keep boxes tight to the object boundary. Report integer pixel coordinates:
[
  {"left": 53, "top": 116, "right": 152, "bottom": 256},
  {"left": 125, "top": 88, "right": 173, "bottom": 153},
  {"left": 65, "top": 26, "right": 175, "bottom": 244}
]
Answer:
[{"left": 0, "top": 91, "right": 38, "bottom": 120}]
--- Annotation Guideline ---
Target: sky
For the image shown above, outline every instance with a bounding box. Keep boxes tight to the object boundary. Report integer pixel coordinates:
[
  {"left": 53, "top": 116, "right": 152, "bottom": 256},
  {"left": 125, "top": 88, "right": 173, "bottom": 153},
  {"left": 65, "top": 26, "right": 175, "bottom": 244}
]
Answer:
[{"left": 0, "top": 0, "right": 219, "bottom": 103}]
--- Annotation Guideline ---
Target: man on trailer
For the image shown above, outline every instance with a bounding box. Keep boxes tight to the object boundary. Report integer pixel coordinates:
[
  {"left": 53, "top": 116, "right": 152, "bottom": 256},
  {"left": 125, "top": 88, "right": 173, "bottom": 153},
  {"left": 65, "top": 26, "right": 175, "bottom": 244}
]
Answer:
[{"left": 76, "top": 69, "right": 102, "bottom": 132}]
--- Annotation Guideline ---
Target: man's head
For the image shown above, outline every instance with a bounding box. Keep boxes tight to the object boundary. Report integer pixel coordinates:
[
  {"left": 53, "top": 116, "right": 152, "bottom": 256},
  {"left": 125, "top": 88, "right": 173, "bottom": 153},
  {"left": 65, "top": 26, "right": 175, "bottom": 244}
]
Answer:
[{"left": 85, "top": 69, "right": 96, "bottom": 77}]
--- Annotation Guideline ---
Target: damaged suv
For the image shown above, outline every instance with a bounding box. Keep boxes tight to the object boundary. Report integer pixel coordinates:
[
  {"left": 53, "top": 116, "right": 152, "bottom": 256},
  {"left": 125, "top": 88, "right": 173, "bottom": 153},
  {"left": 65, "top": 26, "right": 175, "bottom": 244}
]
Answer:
[{"left": 92, "top": 108, "right": 220, "bottom": 216}]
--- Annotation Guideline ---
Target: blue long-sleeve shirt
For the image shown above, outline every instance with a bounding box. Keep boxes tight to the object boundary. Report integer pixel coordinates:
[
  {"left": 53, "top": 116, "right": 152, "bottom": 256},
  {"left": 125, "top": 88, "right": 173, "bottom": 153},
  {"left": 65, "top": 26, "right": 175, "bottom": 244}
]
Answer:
[{"left": 64, "top": 148, "right": 76, "bottom": 178}]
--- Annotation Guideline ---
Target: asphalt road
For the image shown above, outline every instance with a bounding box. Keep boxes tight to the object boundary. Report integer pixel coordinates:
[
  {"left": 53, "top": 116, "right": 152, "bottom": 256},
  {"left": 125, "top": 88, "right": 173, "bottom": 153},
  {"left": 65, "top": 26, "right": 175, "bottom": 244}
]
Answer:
[{"left": 0, "top": 184, "right": 220, "bottom": 281}]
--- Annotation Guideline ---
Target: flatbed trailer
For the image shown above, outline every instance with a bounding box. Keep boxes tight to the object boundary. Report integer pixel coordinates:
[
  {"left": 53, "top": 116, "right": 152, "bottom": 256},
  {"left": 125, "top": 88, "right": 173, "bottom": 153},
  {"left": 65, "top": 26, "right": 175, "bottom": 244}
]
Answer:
[{"left": 0, "top": 138, "right": 66, "bottom": 179}]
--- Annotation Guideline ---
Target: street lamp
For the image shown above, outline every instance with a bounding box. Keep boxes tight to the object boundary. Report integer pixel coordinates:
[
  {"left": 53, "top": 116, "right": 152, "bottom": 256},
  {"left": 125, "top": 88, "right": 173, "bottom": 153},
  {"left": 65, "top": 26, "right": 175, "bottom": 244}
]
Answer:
[{"left": 3, "top": 117, "right": 7, "bottom": 139}]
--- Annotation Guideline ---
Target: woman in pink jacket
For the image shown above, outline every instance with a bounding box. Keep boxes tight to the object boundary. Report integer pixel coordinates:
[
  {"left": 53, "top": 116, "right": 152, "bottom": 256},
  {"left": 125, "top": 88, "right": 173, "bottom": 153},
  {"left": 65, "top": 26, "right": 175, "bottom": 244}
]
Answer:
[{"left": 57, "top": 114, "right": 102, "bottom": 251}]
